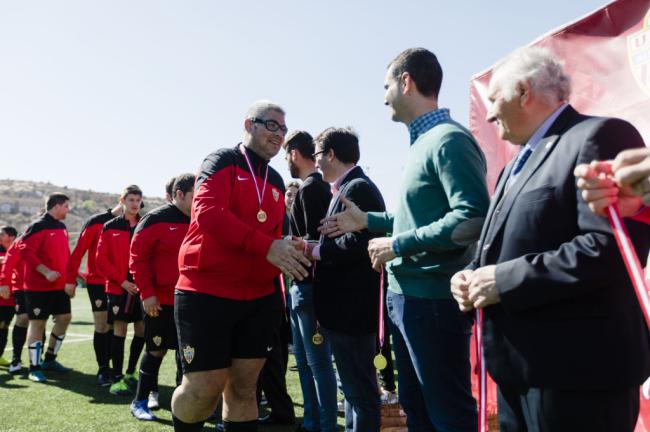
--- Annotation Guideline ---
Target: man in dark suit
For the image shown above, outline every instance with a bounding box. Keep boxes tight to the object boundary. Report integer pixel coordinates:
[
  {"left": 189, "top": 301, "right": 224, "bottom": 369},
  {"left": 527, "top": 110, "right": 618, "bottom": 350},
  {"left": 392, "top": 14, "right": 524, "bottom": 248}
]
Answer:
[
  {"left": 451, "top": 46, "right": 650, "bottom": 431},
  {"left": 304, "top": 127, "right": 386, "bottom": 432}
]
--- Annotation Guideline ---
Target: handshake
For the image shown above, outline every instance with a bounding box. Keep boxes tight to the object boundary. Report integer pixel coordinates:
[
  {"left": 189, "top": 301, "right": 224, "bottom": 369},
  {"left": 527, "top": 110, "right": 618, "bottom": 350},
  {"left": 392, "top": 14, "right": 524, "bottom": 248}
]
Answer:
[{"left": 266, "top": 237, "right": 317, "bottom": 281}]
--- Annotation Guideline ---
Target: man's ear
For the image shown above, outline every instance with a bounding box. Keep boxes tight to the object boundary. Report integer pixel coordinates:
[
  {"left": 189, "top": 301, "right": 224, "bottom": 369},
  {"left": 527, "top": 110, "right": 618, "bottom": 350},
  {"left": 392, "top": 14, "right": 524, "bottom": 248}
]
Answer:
[
  {"left": 518, "top": 81, "right": 530, "bottom": 107},
  {"left": 244, "top": 118, "right": 253, "bottom": 133},
  {"left": 401, "top": 72, "right": 412, "bottom": 95}
]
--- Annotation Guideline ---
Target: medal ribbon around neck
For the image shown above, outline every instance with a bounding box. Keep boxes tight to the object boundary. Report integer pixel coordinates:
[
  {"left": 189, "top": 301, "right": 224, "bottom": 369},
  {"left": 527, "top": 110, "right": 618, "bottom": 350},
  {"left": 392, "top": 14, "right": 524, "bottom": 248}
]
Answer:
[
  {"left": 241, "top": 145, "right": 269, "bottom": 222},
  {"left": 373, "top": 267, "right": 388, "bottom": 370}
]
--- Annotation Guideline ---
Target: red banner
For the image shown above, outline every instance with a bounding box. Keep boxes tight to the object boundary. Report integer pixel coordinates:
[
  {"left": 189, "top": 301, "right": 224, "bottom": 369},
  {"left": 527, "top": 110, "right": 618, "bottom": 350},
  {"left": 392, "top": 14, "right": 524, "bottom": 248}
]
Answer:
[{"left": 468, "top": 0, "right": 650, "bottom": 429}]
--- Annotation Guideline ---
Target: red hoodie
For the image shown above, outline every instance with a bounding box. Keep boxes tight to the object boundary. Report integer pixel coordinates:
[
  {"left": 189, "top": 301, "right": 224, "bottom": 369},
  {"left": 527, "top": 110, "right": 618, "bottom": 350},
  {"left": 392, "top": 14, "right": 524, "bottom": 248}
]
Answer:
[
  {"left": 0, "top": 239, "right": 26, "bottom": 302},
  {"left": 632, "top": 207, "right": 650, "bottom": 225},
  {"left": 96, "top": 214, "right": 139, "bottom": 296},
  {"left": 67, "top": 210, "right": 116, "bottom": 285},
  {"left": 177, "top": 144, "right": 285, "bottom": 300},
  {"left": 130, "top": 203, "right": 190, "bottom": 305},
  {"left": 20, "top": 213, "right": 70, "bottom": 292}
]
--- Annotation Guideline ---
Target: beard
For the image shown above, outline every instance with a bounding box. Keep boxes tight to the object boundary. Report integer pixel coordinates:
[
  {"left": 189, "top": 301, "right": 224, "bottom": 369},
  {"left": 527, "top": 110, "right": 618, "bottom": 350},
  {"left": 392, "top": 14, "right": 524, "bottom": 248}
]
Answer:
[{"left": 289, "top": 161, "right": 300, "bottom": 178}]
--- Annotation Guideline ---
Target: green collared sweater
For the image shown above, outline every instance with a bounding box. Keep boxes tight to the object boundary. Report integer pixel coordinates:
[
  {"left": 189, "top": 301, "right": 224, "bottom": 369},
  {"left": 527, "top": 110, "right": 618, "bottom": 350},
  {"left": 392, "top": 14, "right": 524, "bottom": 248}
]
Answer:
[{"left": 367, "top": 120, "right": 489, "bottom": 299}]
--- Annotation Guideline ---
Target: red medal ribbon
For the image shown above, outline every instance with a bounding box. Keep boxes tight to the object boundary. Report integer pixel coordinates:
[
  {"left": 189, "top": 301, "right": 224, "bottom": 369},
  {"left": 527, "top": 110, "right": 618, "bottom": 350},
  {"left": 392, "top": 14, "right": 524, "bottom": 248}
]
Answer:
[
  {"left": 475, "top": 309, "right": 487, "bottom": 432},
  {"left": 240, "top": 145, "right": 269, "bottom": 212},
  {"left": 607, "top": 205, "right": 650, "bottom": 328}
]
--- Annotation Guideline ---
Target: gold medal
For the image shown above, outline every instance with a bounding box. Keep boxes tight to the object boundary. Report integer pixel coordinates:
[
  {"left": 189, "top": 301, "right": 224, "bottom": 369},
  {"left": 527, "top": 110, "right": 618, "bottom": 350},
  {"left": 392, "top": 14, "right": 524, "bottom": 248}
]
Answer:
[
  {"left": 312, "top": 331, "right": 324, "bottom": 345},
  {"left": 373, "top": 353, "right": 387, "bottom": 370},
  {"left": 257, "top": 209, "right": 267, "bottom": 223}
]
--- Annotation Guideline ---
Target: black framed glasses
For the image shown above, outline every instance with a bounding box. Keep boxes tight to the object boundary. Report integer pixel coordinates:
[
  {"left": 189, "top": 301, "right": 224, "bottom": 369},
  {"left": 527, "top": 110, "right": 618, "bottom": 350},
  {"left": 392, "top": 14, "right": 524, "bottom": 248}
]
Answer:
[
  {"left": 251, "top": 117, "right": 288, "bottom": 135},
  {"left": 312, "top": 150, "right": 325, "bottom": 158}
]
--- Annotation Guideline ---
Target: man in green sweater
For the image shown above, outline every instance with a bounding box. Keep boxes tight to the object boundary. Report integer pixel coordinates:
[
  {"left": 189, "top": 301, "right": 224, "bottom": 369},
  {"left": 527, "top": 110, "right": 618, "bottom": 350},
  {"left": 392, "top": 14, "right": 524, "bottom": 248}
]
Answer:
[{"left": 321, "top": 47, "right": 489, "bottom": 432}]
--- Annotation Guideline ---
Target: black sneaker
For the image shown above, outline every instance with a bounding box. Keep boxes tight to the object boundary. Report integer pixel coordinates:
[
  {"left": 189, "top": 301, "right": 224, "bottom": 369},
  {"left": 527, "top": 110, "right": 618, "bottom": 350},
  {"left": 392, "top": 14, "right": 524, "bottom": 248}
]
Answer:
[{"left": 96, "top": 368, "right": 113, "bottom": 387}]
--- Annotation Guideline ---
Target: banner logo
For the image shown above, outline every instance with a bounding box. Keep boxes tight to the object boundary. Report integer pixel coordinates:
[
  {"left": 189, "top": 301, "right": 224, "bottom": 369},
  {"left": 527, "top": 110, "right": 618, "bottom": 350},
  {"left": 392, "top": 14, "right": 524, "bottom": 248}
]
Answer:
[{"left": 628, "top": 11, "right": 650, "bottom": 96}]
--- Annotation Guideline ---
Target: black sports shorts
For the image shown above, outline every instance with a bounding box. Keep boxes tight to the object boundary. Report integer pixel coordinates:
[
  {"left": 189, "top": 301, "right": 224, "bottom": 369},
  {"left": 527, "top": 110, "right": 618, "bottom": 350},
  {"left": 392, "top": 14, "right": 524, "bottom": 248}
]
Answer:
[
  {"left": 175, "top": 289, "right": 282, "bottom": 373},
  {"left": 87, "top": 283, "right": 108, "bottom": 312},
  {"left": 13, "top": 290, "right": 26, "bottom": 316},
  {"left": 24, "top": 290, "right": 71, "bottom": 320},
  {"left": 107, "top": 292, "right": 143, "bottom": 324},
  {"left": 144, "top": 304, "right": 177, "bottom": 352}
]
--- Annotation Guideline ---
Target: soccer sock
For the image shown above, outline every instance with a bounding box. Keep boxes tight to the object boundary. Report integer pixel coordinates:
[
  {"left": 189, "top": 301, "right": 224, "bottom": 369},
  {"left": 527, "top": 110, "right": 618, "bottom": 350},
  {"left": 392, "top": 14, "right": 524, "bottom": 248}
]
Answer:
[
  {"left": 135, "top": 352, "right": 163, "bottom": 401},
  {"left": 172, "top": 415, "right": 204, "bottom": 432},
  {"left": 12, "top": 325, "right": 27, "bottom": 362},
  {"left": 126, "top": 335, "right": 145, "bottom": 375},
  {"left": 44, "top": 333, "right": 65, "bottom": 363},
  {"left": 0, "top": 328, "right": 8, "bottom": 357},
  {"left": 111, "top": 334, "right": 126, "bottom": 378},
  {"left": 106, "top": 329, "right": 113, "bottom": 367},
  {"left": 223, "top": 420, "right": 258, "bottom": 431},
  {"left": 28, "top": 341, "right": 42, "bottom": 371},
  {"left": 175, "top": 349, "right": 183, "bottom": 386},
  {"left": 93, "top": 331, "right": 110, "bottom": 369}
]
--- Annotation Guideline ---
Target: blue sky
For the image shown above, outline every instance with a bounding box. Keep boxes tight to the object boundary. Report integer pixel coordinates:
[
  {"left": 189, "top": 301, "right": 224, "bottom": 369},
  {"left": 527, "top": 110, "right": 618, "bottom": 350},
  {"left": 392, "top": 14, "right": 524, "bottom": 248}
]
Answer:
[{"left": 0, "top": 0, "right": 609, "bottom": 209}]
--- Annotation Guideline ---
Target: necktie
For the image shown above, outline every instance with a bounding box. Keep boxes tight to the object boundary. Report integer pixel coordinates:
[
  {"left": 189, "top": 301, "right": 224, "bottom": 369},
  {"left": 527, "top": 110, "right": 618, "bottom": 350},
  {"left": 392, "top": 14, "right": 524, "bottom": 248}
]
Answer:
[
  {"left": 504, "top": 147, "right": 533, "bottom": 193},
  {"left": 511, "top": 147, "right": 533, "bottom": 178}
]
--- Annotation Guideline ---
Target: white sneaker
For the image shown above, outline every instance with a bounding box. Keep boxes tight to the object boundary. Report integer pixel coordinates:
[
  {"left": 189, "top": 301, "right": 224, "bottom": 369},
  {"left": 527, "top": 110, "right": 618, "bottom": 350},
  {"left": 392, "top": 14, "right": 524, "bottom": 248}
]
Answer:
[
  {"left": 8, "top": 360, "right": 22, "bottom": 374},
  {"left": 131, "top": 400, "right": 156, "bottom": 421},
  {"left": 147, "top": 391, "right": 160, "bottom": 410}
]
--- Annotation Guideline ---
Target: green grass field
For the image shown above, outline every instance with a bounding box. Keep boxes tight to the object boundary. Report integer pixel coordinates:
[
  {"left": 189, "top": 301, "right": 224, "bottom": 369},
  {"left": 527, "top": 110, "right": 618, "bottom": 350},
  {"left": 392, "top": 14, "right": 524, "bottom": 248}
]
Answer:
[{"left": 0, "top": 288, "right": 345, "bottom": 432}]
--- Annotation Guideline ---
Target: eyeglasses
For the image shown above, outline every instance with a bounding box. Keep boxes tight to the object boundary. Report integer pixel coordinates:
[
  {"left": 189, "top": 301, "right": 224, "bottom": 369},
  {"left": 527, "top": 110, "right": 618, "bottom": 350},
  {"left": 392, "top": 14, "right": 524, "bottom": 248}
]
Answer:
[
  {"left": 250, "top": 117, "right": 288, "bottom": 135},
  {"left": 312, "top": 150, "right": 325, "bottom": 158}
]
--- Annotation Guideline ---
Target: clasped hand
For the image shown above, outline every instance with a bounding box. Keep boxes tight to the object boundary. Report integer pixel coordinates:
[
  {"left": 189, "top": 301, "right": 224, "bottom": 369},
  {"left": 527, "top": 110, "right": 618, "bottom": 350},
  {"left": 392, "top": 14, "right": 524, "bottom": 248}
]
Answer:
[{"left": 450, "top": 265, "right": 499, "bottom": 312}]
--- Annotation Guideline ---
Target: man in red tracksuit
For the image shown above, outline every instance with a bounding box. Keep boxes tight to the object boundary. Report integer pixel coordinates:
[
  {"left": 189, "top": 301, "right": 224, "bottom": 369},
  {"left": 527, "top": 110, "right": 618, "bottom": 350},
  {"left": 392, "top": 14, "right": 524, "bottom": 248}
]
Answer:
[
  {"left": 19, "top": 193, "right": 74, "bottom": 383},
  {"left": 171, "top": 100, "right": 312, "bottom": 432},
  {"left": 96, "top": 185, "right": 145, "bottom": 396},
  {"left": 0, "top": 226, "right": 18, "bottom": 366},
  {"left": 0, "top": 230, "right": 29, "bottom": 373},
  {"left": 128, "top": 173, "right": 194, "bottom": 421},
  {"left": 66, "top": 203, "right": 123, "bottom": 386}
]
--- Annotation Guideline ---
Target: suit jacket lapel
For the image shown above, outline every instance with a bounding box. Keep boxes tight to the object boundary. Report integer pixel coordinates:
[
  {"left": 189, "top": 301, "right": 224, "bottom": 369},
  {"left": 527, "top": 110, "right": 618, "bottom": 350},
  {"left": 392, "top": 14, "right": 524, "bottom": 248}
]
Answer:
[{"left": 482, "top": 105, "right": 579, "bottom": 250}]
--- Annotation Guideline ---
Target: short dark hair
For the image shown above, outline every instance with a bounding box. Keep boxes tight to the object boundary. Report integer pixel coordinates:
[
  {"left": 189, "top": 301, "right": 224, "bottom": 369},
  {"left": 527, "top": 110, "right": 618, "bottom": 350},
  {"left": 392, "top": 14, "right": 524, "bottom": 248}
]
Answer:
[
  {"left": 165, "top": 177, "right": 176, "bottom": 198},
  {"left": 46, "top": 193, "right": 70, "bottom": 210},
  {"left": 314, "top": 127, "right": 360, "bottom": 165},
  {"left": 388, "top": 48, "right": 443, "bottom": 98},
  {"left": 0, "top": 226, "right": 17, "bottom": 238},
  {"left": 282, "top": 130, "right": 314, "bottom": 161},
  {"left": 121, "top": 185, "right": 143, "bottom": 200},
  {"left": 173, "top": 173, "right": 196, "bottom": 195}
]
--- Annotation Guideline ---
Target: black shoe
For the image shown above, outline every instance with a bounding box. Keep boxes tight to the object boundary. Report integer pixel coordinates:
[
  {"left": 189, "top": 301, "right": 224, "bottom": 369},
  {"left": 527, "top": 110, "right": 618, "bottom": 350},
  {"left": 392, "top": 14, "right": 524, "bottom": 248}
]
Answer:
[
  {"left": 257, "top": 414, "right": 295, "bottom": 426},
  {"left": 96, "top": 368, "right": 113, "bottom": 387}
]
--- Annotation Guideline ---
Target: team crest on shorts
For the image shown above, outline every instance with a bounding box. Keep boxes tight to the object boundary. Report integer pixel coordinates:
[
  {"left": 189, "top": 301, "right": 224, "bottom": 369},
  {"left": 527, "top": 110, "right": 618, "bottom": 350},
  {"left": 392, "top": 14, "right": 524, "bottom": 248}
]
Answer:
[
  {"left": 95, "top": 299, "right": 103, "bottom": 308},
  {"left": 183, "top": 345, "right": 195, "bottom": 364},
  {"left": 272, "top": 188, "right": 280, "bottom": 202},
  {"left": 112, "top": 306, "right": 119, "bottom": 315},
  {"left": 15, "top": 305, "right": 19, "bottom": 311},
  {"left": 153, "top": 336, "right": 162, "bottom": 346},
  {"left": 33, "top": 308, "right": 41, "bottom": 316}
]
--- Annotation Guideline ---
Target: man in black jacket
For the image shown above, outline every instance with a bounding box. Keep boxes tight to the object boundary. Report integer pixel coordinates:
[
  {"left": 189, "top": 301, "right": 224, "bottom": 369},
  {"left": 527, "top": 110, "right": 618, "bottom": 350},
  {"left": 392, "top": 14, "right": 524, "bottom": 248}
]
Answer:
[
  {"left": 451, "top": 46, "right": 650, "bottom": 431},
  {"left": 284, "top": 130, "right": 337, "bottom": 432},
  {"left": 305, "top": 128, "right": 386, "bottom": 432}
]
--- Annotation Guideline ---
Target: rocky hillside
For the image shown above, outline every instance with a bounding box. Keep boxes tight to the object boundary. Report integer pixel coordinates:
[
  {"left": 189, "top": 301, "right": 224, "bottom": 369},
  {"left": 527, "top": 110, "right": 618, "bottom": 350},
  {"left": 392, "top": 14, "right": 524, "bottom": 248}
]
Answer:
[{"left": 0, "top": 179, "right": 167, "bottom": 237}]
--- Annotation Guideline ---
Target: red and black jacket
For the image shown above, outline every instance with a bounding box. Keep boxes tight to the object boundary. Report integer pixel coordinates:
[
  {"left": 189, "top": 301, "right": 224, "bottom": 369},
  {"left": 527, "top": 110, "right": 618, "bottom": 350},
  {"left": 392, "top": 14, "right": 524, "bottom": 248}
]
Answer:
[
  {"left": 20, "top": 213, "right": 70, "bottom": 292},
  {"left": 0, "top": 246, "right": 12, "bottom": 307},
  {"left": 0, "top": 239, "right": 26, "bottom": 294},
  {"left": 130, "top": 204, "right": 189, "bottom": 305},
  {"left": 177, "top": 144, "right": 285, "bottom": 300},
  {"left": 67, "top": 210, "right": 115, "bottom": 286},
  {"left": 96, "top": 214, "right": 139, "bottom": 296}
]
